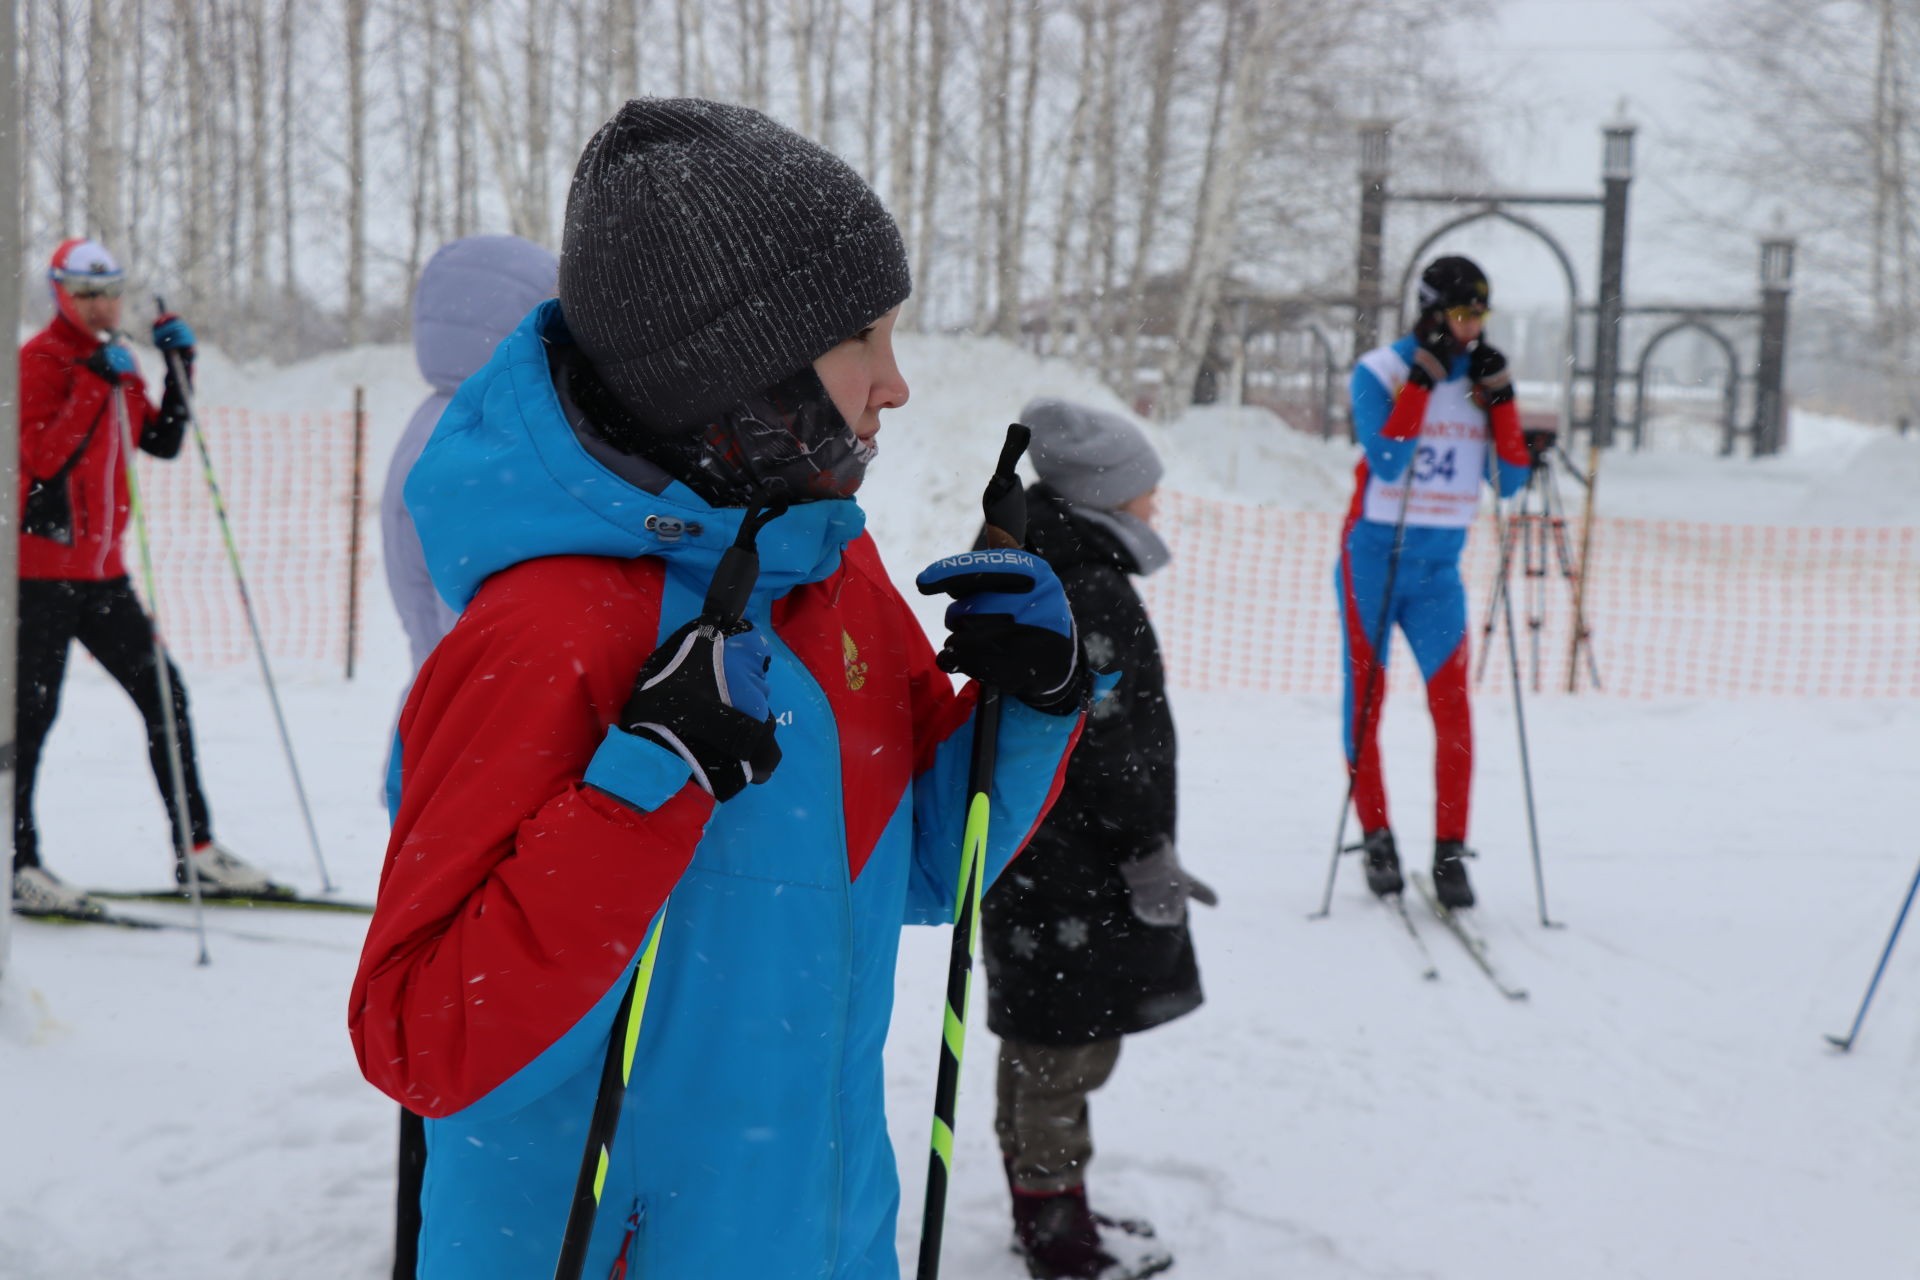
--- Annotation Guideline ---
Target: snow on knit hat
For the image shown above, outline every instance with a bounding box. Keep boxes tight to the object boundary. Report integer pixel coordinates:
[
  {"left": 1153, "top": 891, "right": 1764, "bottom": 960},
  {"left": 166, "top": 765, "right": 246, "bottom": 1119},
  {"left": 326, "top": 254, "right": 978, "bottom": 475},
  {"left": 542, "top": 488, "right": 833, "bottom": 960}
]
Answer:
[
  {"left": 1023, "top": 398, "right": 1164, "bottom": 511},
  {"left": 559, "top": 98, "right": 912, "bottom": 434}
]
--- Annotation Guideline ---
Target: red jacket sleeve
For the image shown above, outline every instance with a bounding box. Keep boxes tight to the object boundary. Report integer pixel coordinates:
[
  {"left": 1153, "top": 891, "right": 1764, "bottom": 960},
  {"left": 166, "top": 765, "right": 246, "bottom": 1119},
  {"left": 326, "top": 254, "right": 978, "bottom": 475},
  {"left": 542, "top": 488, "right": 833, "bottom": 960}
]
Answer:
[
  {"left": 19, "top": 347, "right": 112, "bottom": 479},
  {"left": 1488, "top": 397, "right": 1529, "bottom": 469},
  {"left": 348, "top": 556, "right": 713, "bottom": 1117}
]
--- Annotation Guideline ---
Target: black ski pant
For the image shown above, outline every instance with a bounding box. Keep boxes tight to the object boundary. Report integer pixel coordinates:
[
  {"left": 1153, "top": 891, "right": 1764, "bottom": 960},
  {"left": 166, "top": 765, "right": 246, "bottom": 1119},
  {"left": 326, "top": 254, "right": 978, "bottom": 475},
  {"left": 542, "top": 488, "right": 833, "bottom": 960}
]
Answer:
[{"left": 14, "top": 576, "right": 213, "bottom": 873}]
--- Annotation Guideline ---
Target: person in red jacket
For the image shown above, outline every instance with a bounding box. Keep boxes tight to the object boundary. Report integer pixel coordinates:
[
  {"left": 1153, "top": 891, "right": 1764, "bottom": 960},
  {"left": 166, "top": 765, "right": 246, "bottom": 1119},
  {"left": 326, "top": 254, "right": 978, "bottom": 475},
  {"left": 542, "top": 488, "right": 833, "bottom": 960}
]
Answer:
[{"left": 12, "top": 238, "right": 272, "bottom": 918}]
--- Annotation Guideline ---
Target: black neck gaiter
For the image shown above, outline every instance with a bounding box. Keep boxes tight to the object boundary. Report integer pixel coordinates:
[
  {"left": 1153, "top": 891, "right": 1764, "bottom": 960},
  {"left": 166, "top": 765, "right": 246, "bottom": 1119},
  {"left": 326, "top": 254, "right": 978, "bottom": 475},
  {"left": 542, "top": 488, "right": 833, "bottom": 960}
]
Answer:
[{"left": 566, "top": 353, "right": 872, "bottom": 508}]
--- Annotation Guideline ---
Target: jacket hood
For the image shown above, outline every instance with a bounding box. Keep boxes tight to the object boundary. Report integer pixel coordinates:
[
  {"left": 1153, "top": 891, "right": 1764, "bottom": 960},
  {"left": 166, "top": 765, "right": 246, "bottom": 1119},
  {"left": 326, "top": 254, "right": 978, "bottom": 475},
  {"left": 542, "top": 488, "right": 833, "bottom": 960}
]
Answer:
[
  {"left": 406, "top": 299, "right": 866, "bottom": 613},
  {"left": 413, "top": 235, "right": 559, "bottom": 393}
]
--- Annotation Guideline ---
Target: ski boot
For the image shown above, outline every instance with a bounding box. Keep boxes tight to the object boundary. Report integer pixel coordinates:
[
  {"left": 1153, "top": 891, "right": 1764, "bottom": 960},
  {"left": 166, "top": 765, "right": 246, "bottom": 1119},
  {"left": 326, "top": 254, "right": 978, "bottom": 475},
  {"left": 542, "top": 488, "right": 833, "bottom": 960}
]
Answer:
[
  {"left": 1361, "top": 827, "right": 1403, "bottom": 898},
  {"left": 1432, "top": 840, "right": 1476, "bottom": 910},
  {"left": 175, "top": 840, "right": 277, "bottom": 894},
  {"left": 1010, "top": 1185, "right": 1171, "bottom": 1280},
  {"left": 12, "top": 865, "right": 105, "bottom": 918}
]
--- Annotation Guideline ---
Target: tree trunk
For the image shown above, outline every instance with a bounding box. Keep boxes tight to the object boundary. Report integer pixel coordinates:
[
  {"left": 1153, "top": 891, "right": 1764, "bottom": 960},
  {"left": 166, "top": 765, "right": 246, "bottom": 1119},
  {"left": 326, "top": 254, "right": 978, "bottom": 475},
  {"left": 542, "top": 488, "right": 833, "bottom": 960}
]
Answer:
[
  {"left": 55, "top": 0, "right": 75, "bottom": 235},
  {"left": 280, "top": 0, "right": 297, "bottom": 334},
  {"left": 455, "top": 0, "right": 476, "bottom": 236},
  {"left": 909, "top": 0, "right": 946, "bottom": 330},
  {"left": 819, "top": 0, "right": 843, "bottom": 151},
  {"left": 792, "top": 0, "right": 817, "bottom": 137},
  {"left": 1046, "top": 0, "right": 1096, "bottom": 358},
  {"left": 864, "top": 0, "right": 888, "bottom": 181},
  {"left": 888, "top": 0, "right": 919, "bottom": 247},
  {"left": 989, "top": 0, "right": 1037, "bottom": 336},
  {"left": 523, "top": 4, "right": 550, "bottom": 244},
  {"left": 1117, "top": 0, "right": 1183, "bottom": 400},
  {"left": 86, "top": 0, "right": 121, "bottom": 251},
  {"left": 174, "top": 0, "right": 209, "bottom": 314},
  {"left": 1078, "top": 0, "right": 1120, "bottom": 370},
  {"left": 1159, "top": 0, "right": 1280, "bottom": 421},
  {"left": 973, "top": 0, "right": 1007, "bottom": 331},
  {"left": 345, "top": 0, "right": 368, "bottom": 344},
  {"left": 246, "top": 0, "right": 270, "bottom": 322}
]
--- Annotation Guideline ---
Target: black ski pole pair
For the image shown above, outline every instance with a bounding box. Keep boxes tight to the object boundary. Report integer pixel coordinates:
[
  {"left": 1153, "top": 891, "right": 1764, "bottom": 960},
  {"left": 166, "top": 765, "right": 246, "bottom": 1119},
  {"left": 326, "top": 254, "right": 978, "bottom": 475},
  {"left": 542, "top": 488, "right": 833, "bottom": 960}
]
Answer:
[{"left": 551, "top": 432, "right": 1030, "bottom": 1280}]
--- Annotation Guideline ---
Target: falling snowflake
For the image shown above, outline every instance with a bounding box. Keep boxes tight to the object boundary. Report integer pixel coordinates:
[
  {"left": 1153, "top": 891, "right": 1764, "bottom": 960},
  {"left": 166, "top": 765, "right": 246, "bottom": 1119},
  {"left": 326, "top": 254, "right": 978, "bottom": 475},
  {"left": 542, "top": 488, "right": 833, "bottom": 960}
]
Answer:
[{"left": 1056, "top": 917, "right": 1090, "bottom": 950}]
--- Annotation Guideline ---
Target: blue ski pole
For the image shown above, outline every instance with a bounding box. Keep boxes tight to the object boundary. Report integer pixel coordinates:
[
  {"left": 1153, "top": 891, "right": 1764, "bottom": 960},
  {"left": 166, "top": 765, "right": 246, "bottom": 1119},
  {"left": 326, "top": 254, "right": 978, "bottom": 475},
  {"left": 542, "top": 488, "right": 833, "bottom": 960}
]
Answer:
[{"left": 1825, "top": 857, "right": 1920, "bottom": 1052}]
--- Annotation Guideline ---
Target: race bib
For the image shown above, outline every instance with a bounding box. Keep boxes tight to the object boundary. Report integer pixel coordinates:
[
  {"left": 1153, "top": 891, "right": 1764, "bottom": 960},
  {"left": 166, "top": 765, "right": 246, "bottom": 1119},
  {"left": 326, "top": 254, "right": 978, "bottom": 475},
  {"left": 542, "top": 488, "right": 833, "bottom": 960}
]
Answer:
[{"left": 1363, "top": 379, "right": 1489, "bottom": 529}]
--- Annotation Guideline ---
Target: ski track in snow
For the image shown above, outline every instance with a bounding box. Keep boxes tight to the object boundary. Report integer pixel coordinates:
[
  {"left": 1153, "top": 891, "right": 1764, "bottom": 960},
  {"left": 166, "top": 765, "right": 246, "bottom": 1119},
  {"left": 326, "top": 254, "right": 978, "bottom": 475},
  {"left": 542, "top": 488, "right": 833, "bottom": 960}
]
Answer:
[{"left": 4, "top": 337, "right": 1919, "bottom": 1278}]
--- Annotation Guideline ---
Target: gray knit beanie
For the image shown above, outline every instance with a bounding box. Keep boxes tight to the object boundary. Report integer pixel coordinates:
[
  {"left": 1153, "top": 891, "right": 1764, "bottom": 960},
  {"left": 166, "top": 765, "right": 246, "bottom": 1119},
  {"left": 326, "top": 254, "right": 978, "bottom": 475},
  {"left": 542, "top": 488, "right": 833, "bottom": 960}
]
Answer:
[
  {"left": 560, "top": 98, "right": 912, "bottom": 433},
  {"left": 1024, "top": 398, "right": 1164, "bottom": 510}
]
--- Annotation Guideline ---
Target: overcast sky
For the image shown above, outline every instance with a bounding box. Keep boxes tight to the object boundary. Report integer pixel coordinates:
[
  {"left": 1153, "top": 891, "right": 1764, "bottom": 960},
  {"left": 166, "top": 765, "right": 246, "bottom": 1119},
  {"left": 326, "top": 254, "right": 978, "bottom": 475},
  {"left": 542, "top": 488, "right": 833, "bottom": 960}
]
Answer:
[{"left": 1415, "top": 0, "right": 1767, "bottom": 312}]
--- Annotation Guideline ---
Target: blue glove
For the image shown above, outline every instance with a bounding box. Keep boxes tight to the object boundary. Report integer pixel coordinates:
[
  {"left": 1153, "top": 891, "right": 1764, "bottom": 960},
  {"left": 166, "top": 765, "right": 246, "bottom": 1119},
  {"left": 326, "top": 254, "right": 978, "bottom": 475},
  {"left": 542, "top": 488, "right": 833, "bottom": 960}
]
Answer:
[
  {"left": 151, "top": 314, "right": 196, "bottom": 357},
  {"left": 915, "top": 549, "right": 1084, "bottom": 713},
  {"left": 82, "top": 343, "right": 136, "bottom": 385},
  {"left": 620, "top": 618, "right": 780, "bottom": 802}
]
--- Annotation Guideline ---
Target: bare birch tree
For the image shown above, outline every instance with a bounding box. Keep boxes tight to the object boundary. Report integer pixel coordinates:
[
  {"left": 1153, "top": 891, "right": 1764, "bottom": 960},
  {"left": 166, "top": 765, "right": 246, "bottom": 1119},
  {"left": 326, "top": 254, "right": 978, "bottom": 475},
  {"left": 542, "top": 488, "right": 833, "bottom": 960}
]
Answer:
[
  {"left": 344, "top": 0, "right": 367, "bottom": 343},
  {"left": 85, "top": 0, "right": 121, "bottom": 249}
]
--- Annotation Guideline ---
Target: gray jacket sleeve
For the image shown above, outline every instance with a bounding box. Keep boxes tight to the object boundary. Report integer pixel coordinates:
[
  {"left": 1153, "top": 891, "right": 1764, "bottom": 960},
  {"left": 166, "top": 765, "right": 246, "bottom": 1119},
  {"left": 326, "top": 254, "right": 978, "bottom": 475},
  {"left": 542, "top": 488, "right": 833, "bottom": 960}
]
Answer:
[{"left": 382, "top": 393, "right": 459, "bottom": 673}]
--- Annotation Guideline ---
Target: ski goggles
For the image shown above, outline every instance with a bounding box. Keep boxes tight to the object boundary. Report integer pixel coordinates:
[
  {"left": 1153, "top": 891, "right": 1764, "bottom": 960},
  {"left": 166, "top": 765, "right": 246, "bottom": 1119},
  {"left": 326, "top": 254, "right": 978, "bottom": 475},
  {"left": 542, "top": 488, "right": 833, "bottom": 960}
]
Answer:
[
  {"left": 52, "top": 270, "right": 126, "bottom": 299},
  {"left": 1445, "top": 304, "right": 1491, "bottom": 323}
]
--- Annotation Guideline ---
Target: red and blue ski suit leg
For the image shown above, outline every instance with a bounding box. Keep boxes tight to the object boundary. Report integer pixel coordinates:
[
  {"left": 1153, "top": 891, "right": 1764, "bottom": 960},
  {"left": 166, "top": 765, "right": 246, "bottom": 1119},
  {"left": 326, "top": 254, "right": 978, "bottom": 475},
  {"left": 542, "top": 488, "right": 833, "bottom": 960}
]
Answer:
[{"left": 1337, "top": 334, "right": 1529, "bottom": 844}]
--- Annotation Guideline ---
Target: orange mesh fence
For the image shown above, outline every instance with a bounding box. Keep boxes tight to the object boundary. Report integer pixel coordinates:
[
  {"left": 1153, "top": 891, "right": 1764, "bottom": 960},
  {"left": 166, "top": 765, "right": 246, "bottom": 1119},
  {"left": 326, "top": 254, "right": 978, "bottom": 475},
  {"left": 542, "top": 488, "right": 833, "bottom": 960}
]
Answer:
[
  {"left": 1141, "top": 490, "right": 1920, "bottom": 699},
  {"left": 132, "top": 406, "right": 366, "bottom": 672}
]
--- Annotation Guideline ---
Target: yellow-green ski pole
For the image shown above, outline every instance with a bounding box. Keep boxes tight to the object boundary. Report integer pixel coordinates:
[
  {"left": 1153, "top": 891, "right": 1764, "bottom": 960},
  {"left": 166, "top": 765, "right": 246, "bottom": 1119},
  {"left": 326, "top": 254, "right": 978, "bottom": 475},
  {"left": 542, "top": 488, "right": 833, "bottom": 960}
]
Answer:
[
  {"left": 552, "top": 500, "right": 788, "bottom": 1280},
  {"left": 917, "top": 424, "right": 1032, "bottom": 1280},
  {"left": 108, "top": 366, "right": 210, "bottom": 964},
  {"left": 156, "top": 298, "right": 333, "bottom": 892}
]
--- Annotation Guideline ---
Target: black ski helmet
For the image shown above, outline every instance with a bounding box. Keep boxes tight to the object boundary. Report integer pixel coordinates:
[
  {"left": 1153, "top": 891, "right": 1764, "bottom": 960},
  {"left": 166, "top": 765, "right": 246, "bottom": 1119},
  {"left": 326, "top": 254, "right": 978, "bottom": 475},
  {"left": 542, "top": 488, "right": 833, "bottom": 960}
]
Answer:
[{"left": 1418, "top": 255, "right": 1491, "bottom": 314}]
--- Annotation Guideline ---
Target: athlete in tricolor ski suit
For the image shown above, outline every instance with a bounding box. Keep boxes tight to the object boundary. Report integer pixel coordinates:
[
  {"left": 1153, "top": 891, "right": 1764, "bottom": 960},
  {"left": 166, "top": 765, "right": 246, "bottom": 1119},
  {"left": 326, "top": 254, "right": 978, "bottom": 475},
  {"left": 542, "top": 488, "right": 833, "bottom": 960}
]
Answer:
[
  {"left": 348, "top": 99, "right": 1092, "bottom": 1280},
  {"left": 1338, "top": 256, "right": 1534, "bottom": 908}
]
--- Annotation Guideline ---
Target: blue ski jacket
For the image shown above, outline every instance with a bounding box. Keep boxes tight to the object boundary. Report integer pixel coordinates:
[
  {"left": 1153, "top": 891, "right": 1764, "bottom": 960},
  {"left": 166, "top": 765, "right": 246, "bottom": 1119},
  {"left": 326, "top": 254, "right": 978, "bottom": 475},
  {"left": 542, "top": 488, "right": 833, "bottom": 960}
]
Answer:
[{"left": 349, "top": 301, "right": 1083, "bottom": 1280}]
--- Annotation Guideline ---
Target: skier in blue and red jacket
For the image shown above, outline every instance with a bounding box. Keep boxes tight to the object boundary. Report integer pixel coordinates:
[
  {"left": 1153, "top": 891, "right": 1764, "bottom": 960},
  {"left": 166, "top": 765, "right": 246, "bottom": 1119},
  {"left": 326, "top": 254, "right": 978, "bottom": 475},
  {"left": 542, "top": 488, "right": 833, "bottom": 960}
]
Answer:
[
  {"left": 348, "top": 99, "right": 1092, "bottom": 1280},
  {"left": 1339, "top": 256, "right": 1536, "bottom": 909}
]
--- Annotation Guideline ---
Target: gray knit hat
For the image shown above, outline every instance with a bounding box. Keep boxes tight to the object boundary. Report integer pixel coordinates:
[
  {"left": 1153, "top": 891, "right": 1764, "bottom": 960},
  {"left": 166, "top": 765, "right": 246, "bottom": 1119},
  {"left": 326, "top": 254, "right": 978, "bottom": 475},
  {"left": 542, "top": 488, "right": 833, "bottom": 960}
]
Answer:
[
  {"left": 560, "top": 98, "right": 912, "bottom": 433},
  {"left": 1024, "top": 398, "right": 1164, "bottom": 510}
]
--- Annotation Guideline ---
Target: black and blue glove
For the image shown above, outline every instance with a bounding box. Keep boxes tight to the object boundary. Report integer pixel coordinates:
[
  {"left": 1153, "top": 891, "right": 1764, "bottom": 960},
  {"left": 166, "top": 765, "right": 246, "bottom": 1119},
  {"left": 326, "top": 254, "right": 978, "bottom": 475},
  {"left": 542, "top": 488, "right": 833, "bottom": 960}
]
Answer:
[
  {"left": 152, "top": 313, "right": 196, "bottom": 358},
  {"left": 620, "top": 618, "right": 781, "bottom": 802},
  {"left": 915, "top": 549, "right": 1086, "bottom": 715},
  {"left": 1408, "top": 312, "right": 1462, "bottom": 389},
  {"left": 82, "top": 342, "right": 136, "bottom": 385}
]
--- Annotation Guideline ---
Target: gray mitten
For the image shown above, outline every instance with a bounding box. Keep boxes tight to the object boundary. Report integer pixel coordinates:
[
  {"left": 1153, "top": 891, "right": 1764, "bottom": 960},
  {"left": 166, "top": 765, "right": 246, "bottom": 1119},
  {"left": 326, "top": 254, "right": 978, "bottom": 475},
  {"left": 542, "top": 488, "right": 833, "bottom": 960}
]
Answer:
[{"left": 1119, "top": 838, "right": 1219, "bottom": 928}]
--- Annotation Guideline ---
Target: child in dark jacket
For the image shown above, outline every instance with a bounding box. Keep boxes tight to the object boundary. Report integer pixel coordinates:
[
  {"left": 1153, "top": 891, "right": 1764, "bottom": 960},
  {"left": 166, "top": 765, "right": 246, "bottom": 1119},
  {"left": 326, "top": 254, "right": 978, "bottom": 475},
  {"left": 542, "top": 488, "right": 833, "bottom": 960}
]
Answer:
[{"left": 982, "top": 397, "right": 1215, "bottom": 1280}]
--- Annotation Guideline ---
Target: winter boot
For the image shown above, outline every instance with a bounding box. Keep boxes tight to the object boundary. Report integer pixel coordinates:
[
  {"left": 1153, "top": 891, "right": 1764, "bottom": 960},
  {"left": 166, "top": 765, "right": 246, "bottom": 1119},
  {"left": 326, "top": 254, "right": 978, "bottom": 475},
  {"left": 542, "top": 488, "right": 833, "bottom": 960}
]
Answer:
[
  {"left": 1361, "top": 827, "right": 1403, "bottom": 898},
  {"left": 12, "top": 865, "right": 105, "bottom": 918},
  {"left": 1010, "top": 1185, "right": 1170, "bottom": 1280},
  {"left": 175, "top": 840, "right": 277, "bottom": 894},
  {"left": 1432, "top": 840, "right": 1476, "bottom": 910}
]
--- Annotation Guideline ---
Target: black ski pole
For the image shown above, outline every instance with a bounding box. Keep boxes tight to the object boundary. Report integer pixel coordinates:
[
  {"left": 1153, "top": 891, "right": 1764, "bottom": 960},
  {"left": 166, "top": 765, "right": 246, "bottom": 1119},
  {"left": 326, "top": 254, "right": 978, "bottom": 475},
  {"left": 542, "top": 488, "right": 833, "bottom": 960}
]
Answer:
[
  {"left": 1486, "top": 467, "right": 1559, "bottom": 929},
  {"left": 551, "top": 499, "right": 787, "bottom": 1280},
  {"left": 916, "top": 423, "right": 1031, "bottom": 1280},
  {"left": 155, "top": 297, "right": 334, "bottom": 893},
  {"left": 1311, "top": 433, "right": 1419, "bottom": 920},
  {"left": 1825, "top": 857, "right": 1920, "bottom": 1052}
]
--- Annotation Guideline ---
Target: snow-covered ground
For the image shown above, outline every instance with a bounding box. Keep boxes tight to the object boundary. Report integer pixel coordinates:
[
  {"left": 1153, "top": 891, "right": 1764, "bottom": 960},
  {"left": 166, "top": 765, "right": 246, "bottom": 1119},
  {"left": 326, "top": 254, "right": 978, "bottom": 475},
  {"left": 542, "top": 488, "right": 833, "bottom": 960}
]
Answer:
[{"left": 3, "top": 334, "right": 1917, "bottom": 1279}]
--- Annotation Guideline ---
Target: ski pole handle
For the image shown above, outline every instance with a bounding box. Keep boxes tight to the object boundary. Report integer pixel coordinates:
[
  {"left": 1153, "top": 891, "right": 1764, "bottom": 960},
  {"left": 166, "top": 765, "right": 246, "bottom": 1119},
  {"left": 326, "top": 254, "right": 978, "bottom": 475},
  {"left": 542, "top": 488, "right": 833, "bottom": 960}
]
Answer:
[{"left": 980, "top": 424, "right": 1031, "bottom": 551}]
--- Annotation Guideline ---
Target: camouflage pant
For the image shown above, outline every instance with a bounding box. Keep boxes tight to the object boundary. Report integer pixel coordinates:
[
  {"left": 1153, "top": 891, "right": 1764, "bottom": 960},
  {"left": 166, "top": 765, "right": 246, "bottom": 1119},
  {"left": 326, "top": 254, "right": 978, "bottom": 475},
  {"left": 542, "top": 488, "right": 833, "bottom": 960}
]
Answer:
[{"left": 994, "top": 1036, "right": 1122, "bottom": 1194}]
